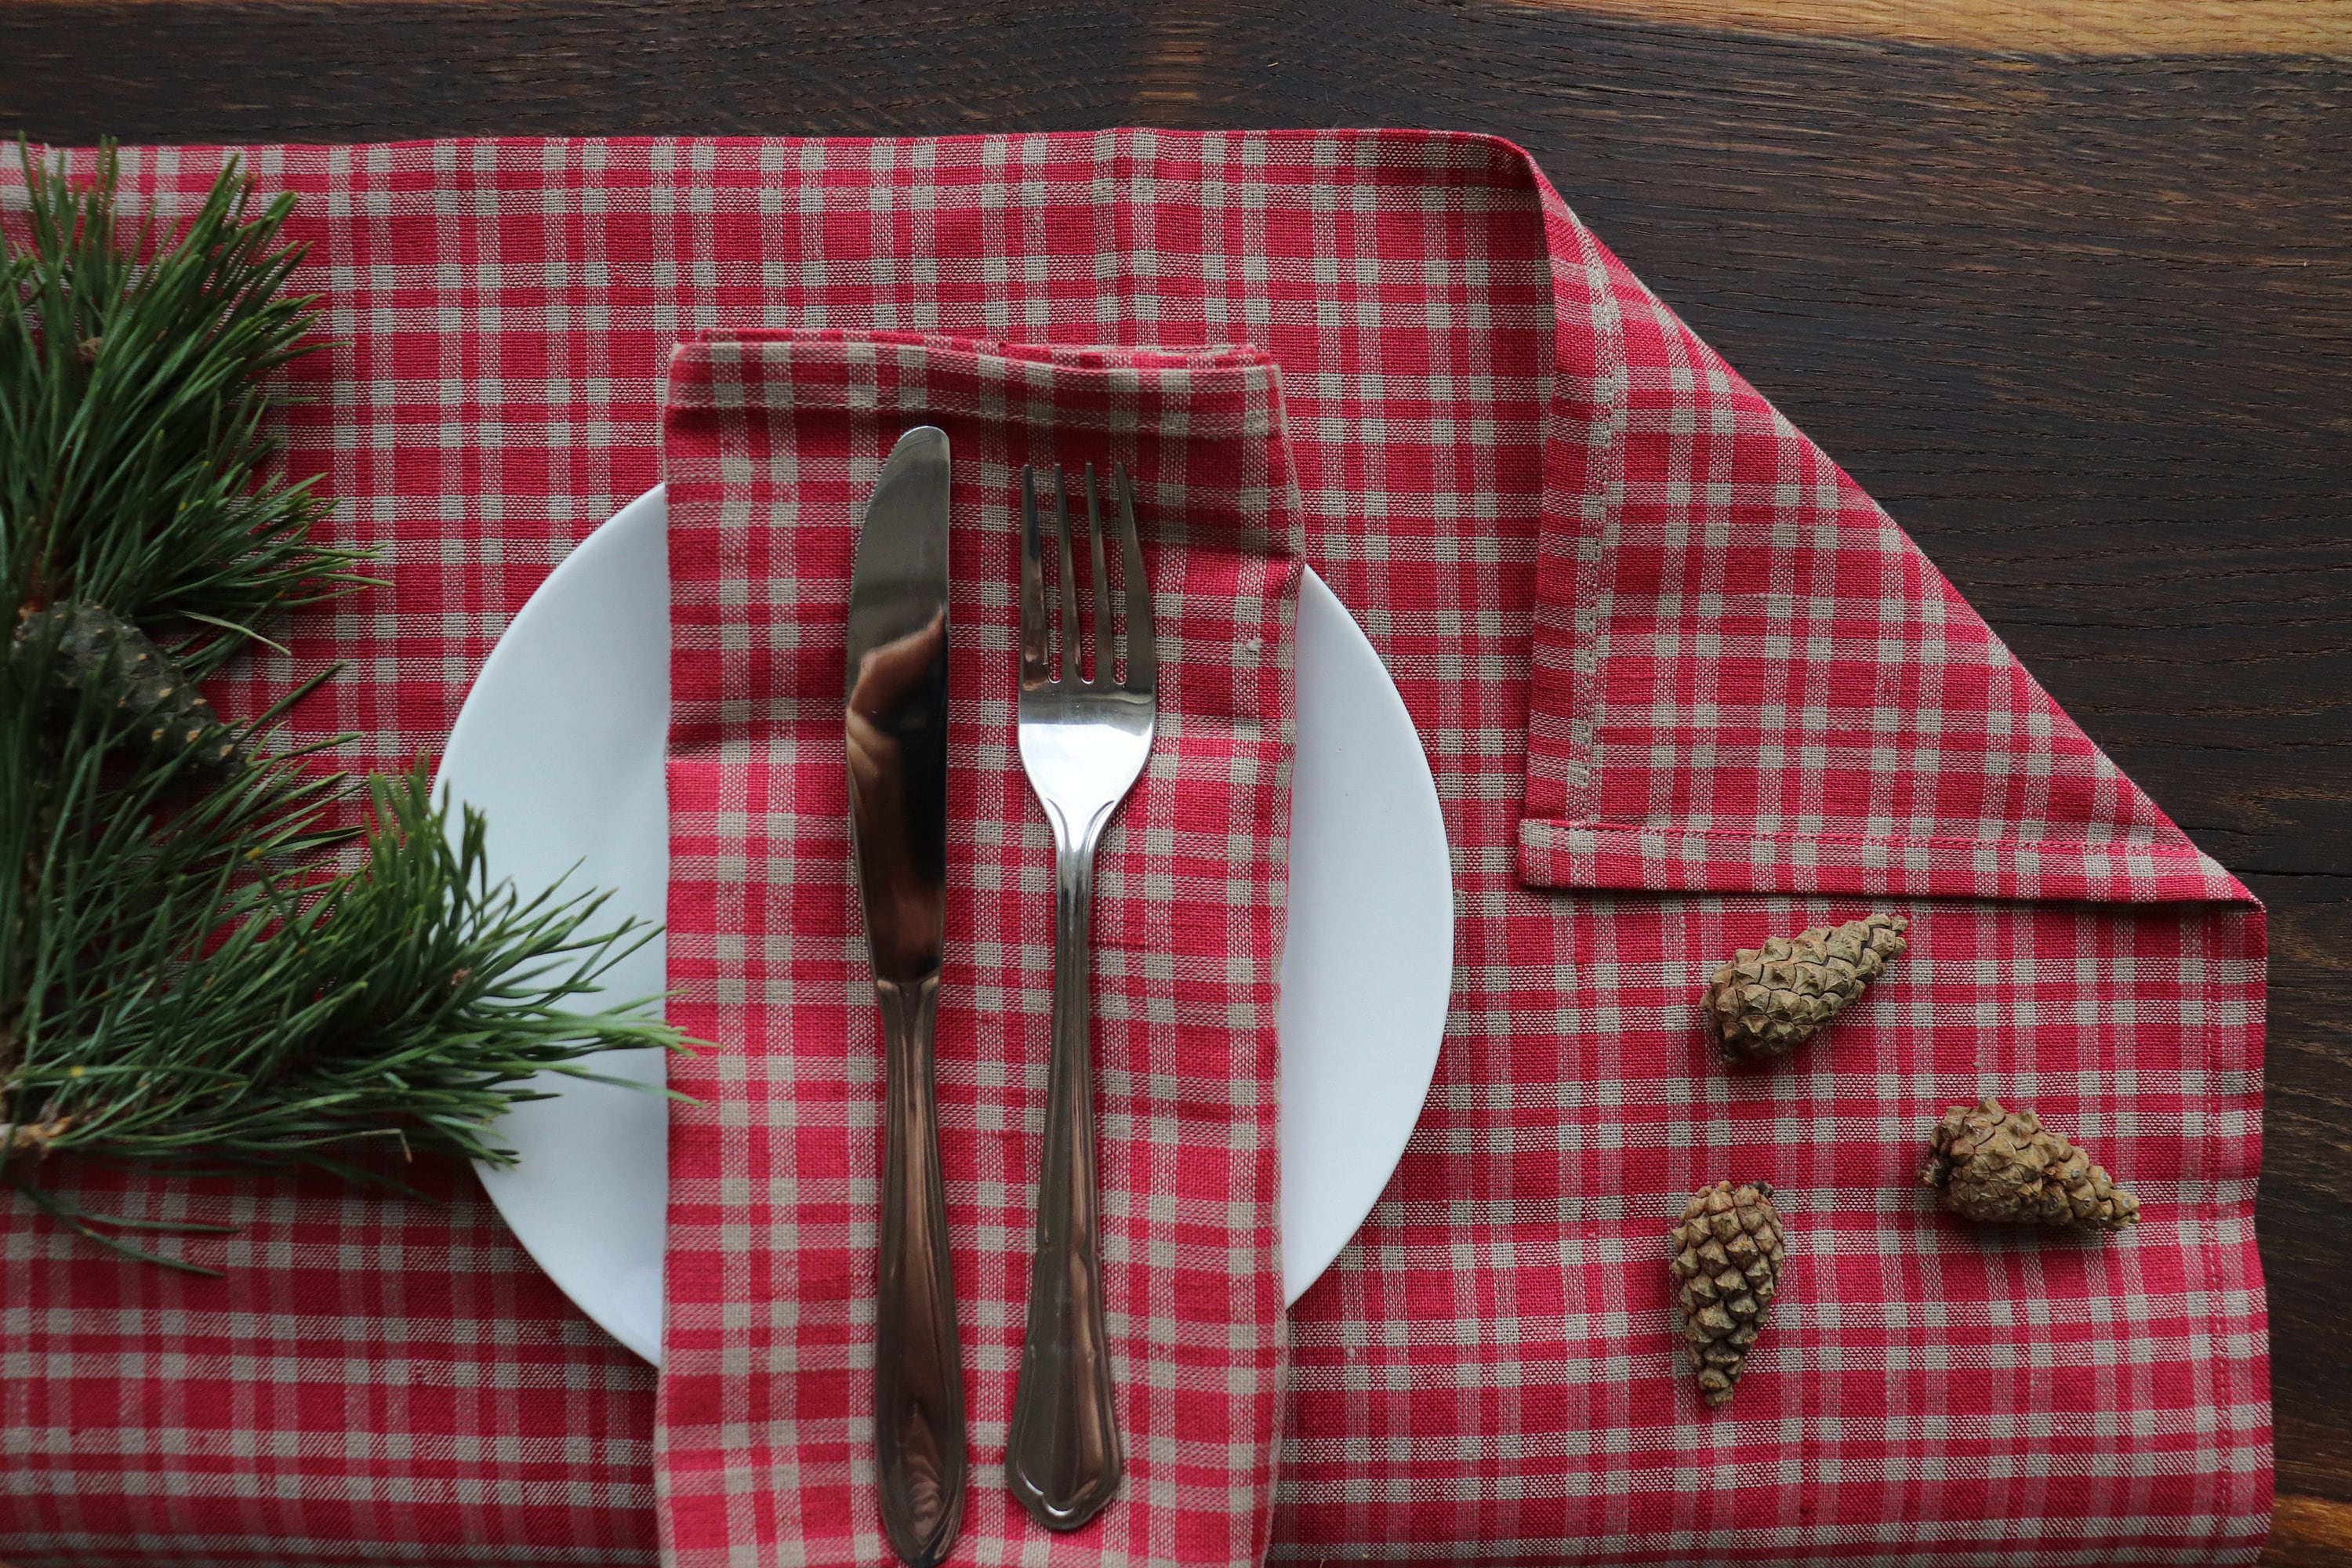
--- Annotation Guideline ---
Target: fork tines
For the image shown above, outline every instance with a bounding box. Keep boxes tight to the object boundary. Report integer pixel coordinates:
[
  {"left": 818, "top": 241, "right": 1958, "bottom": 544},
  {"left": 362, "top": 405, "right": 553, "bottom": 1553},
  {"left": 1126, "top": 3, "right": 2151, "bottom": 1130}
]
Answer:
[{"left": 1019, "top": 464, "right": 1156, "bottom": 693}]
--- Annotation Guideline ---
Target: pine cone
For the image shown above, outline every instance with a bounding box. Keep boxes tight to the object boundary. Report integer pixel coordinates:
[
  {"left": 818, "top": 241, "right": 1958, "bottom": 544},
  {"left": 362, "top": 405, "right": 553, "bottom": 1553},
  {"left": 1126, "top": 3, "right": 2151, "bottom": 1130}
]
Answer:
[
  {"left": 1920, "top": 1096, "right": 2139, "bottom": 1232},
  {"left": 1668, "top": 1180, "right": 1787, "bottom": 1407},
  {"left": 13, "top": 601, "right": 244, "bottom": 772},
  {"left": 1701, "top": 913, "right": 1907, "bottom": 1064}
]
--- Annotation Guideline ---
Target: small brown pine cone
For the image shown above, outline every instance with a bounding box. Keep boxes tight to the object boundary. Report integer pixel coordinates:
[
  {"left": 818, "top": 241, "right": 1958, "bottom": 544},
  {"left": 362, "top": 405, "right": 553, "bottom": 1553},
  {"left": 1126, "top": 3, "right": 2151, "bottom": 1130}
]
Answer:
[
  {"left": 1920, "top": 1096, "right": 2139, "bottom": 1232},
  {"left": 1668, "top": 1180, "right": 1787, "bottom": 1408},
  {"left": 1701, "top": 913, "right": 1907, "bottom": 1065}
]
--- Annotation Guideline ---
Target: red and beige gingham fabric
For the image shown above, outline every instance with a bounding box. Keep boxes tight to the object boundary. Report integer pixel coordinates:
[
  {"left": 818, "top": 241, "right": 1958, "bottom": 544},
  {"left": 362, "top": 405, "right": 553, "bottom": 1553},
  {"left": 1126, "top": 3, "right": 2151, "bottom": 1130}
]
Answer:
[
  {"left": 1520, "top": 232, "right": 2242, "bottom": 904},
  {"left": 0, "top": 132, "right": 2269, "bottom": 1567},
  {"left": 659, "top": 328, "right": 1298, "bottom": 1567}
]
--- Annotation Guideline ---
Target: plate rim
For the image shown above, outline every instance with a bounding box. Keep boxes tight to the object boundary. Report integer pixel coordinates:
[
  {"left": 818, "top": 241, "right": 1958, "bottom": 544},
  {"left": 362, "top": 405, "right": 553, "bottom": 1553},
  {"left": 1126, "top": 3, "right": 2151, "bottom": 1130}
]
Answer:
[{"left": 441, "top": 485, "right": 1452, "bottom": 1361}]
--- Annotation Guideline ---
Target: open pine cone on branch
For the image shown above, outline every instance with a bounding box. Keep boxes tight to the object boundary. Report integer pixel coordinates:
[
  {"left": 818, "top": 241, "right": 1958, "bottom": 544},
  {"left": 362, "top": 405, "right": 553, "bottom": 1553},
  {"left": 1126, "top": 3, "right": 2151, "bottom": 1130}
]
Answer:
[{"left": 1920, "top": 1097, "right": 2139, "bottom": 1232}]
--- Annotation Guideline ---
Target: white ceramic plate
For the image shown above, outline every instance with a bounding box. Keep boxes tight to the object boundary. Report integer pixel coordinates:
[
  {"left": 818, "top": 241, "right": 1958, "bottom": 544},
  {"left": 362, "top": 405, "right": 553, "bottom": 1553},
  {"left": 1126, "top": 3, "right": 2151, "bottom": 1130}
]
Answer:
[{"left": 438, "top": 487, "right": 1451, "bottom": 1365}]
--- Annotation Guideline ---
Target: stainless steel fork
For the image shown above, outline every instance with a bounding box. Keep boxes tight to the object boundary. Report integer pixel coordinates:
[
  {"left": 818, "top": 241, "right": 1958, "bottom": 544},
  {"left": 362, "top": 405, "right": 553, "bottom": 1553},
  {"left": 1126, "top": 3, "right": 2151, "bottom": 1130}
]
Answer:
[{"left": 1005, "top": 463, "right": 1157, "bottom": 1532}]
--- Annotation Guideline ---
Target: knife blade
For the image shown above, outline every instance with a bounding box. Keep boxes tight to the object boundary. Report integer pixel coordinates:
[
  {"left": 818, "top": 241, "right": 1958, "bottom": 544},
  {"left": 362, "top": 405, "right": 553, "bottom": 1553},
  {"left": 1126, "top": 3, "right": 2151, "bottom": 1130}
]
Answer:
[{"left": 846, "top": 425, "right": 966, "bottom": 1568}]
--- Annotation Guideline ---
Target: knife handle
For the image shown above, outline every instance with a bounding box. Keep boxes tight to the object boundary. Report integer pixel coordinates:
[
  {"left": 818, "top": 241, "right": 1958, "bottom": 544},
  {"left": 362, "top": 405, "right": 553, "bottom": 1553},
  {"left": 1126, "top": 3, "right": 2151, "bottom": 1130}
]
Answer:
[
  {"left": 1005, "top": 840, "right": 1124, "bottom": 1532},
  {"left": 874, "top": 973, "right": 968, "bottom": 1568}
]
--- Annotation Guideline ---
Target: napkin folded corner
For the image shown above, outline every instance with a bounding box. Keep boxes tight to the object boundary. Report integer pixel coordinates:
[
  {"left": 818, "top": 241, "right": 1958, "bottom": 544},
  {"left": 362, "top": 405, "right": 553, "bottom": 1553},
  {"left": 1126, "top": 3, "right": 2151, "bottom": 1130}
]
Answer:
[{"left": 1519, "top": 238, "right": 2249, "bottom": 908}]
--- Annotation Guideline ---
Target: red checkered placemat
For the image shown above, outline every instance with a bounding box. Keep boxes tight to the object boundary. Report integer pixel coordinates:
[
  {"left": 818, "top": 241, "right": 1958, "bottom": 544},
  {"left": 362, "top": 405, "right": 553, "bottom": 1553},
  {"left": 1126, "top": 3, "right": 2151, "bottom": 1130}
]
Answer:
[
  {"left": 659, "top": 329, "right": 1298, "bottom": 1567},
  {"left": 1521, "top": 232, "right": 2243, "bottom": 904},
  {"left": 0, "top": 132, "right": 2268, "bottom": 1567}
]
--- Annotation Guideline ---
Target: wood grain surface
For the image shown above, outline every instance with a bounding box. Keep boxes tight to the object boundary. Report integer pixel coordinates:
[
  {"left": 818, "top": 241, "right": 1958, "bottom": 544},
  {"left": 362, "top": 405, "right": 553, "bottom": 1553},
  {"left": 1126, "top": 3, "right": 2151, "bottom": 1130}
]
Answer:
[
  {"left": 1511, "top": 0, "right": 2352, "bottom": 54},
  {"left": 4, "top": 2, "right": 2349, "bottom": 1562}
]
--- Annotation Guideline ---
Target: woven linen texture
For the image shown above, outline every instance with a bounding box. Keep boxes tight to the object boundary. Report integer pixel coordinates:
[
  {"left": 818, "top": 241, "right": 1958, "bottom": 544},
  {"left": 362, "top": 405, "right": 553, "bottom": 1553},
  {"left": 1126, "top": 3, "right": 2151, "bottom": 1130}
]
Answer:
[
  {"left": 0, "top": 132, "right": 2268, "bottom": 1568},
  {"left": 1519, "top": 243, "right": 2241, "bottom": 902},
  {"left": 659, "top": 330, "right": 1297, "bottom": 1568}
]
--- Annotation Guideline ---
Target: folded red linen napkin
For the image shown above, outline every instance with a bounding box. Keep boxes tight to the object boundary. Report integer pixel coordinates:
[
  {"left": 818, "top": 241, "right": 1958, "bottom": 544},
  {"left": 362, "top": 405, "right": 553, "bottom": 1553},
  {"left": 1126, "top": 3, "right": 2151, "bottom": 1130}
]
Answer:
[
  {"left": 658, "top": 330, "right": 1298, "bottom": 1567},
  {"left": 0, "top": 133, "right": 2268, "bottom": 1568}
]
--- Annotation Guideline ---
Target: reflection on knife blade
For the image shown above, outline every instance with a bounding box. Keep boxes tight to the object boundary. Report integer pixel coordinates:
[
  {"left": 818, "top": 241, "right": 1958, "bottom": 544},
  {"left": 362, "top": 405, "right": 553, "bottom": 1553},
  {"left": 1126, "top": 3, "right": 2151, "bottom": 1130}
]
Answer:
[{"left": 848, "top": 610, "right": 949, "bottom": 976}]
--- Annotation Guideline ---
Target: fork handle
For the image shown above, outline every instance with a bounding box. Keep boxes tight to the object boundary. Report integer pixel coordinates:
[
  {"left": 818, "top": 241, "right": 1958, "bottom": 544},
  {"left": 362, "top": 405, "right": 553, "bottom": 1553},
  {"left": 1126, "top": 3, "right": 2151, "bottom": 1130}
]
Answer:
[{"left": 1007, "top": 836, "right": 1124, "bottom": 1531}]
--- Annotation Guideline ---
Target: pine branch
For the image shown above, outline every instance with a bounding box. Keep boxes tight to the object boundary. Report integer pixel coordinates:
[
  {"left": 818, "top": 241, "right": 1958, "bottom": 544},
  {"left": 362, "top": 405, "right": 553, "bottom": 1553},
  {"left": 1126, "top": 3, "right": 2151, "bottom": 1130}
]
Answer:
[
  {"left": 7, "top": 765, "right": 683, "bottom": 1173},
  {"left": 1, "top": 146, "right": 691, "bottom": 1266},
  {"left": 2, "top": 144, "right": 376, "bottom": 666}
]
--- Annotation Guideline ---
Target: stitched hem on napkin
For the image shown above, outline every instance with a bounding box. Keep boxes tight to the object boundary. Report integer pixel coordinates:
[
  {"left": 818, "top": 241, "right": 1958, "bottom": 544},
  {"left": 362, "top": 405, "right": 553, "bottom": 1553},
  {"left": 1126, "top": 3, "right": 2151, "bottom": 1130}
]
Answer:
[{"left": 1509, "top": 154, "right": 2249, "bottom": 906}]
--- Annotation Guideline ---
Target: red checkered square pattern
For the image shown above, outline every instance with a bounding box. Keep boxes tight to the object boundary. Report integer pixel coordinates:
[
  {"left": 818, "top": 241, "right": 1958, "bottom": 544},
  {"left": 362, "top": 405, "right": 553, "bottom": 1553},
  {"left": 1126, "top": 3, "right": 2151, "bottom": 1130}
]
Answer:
[
  {"left": 0, "top": 132, "right": 2267, "bottom": 1566},
  {"left": 659, "top": 329, "right": 1298, "bottom": 1568},
  {"left": 1521, "top": 244, "right": 2241, "bottom": 904}
]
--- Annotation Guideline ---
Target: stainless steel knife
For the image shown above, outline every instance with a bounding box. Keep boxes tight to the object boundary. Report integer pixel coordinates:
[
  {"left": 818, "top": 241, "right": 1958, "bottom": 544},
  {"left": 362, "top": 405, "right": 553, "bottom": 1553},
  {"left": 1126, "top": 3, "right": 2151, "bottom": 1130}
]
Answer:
[{"left": 845, "top": 425, "right": 966, "bottom": 1568}]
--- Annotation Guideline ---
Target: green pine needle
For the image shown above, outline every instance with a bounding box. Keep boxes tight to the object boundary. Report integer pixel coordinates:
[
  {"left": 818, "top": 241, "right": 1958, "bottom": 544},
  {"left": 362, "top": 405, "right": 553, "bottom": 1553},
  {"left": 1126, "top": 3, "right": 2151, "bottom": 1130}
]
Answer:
[
  {"left": 1, "top": 141, "right": 377, "bottom": 666},
  {"left": 8, "top": 762, "right": 686, "bottom": 1170},
  {"left": 1, "top": 146, "right": 691, "bottom": 1267}
]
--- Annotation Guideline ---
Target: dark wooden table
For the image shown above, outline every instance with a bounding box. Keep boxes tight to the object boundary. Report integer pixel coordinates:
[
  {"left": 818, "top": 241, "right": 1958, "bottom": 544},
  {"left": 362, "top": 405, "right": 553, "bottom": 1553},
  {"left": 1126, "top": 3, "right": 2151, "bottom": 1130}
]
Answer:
[{"left": 5, "top": 2, "right": 2347, "bottom": 1561}]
